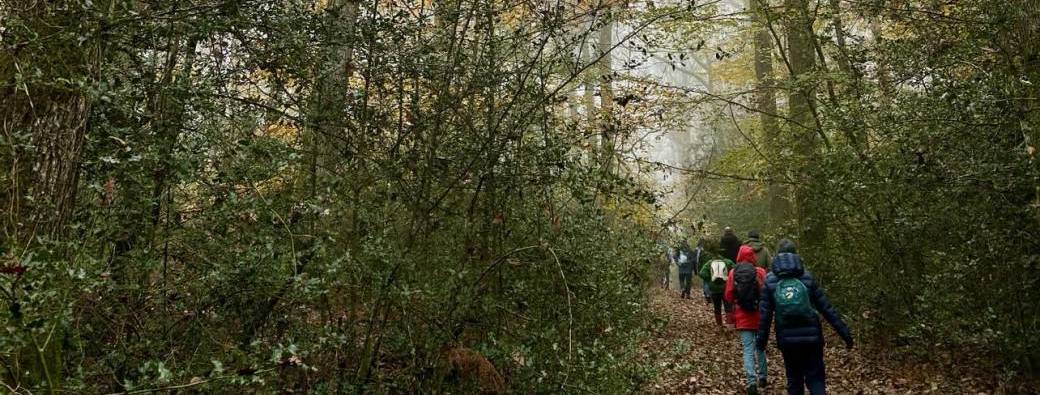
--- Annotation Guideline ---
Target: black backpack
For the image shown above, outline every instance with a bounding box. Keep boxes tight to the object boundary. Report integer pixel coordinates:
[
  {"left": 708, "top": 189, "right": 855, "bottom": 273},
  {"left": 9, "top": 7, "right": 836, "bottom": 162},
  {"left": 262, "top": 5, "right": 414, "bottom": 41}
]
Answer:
[{"left": 733, "top": 263, "right": 760, "bottom": 312}]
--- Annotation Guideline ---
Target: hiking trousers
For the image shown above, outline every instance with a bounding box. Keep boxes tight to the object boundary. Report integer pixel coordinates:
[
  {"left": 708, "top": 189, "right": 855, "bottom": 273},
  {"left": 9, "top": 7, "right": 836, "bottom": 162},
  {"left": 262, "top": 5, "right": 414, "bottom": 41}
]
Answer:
[
  {"left": 709, "top": 292, "right": 732, "bottom": 325},
  {"left": 778, "top": 343, "right": 826, "bottom": 395},
  {"left": 738, "top": 331, "right": 767, "bottom": 388},
  {"left": 678, "top": 272, "right": 693, "bottom": 297}
]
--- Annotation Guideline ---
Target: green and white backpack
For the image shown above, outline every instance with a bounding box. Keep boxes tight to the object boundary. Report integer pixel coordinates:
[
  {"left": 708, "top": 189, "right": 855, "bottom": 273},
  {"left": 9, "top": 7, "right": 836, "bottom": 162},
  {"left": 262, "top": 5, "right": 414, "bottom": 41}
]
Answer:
[{"left": 774, "top": 278, "right": 815, "bottom": 326}]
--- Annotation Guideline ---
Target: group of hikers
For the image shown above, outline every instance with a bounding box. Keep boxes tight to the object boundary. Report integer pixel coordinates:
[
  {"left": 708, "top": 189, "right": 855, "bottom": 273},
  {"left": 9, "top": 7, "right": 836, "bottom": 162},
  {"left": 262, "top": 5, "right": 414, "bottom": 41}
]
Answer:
[{"left": 665, "top": 227, "right": 853, "bottom": 395}]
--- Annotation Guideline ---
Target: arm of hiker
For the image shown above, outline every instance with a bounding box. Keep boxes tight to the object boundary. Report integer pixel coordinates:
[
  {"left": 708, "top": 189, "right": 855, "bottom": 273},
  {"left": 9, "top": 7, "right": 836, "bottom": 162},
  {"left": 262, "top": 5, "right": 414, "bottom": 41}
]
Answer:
[
  {"left": 808, "top": 275, "right": 853, "bottom": 347},
  {"left": 756, "top": 276, "right": 775, "bottom": 350},
  {"left": 698, "top": 260, "right": 711, "bottom": 282},
  {"left": 723, "top": 270, "right": 735, "bottom": 304}
]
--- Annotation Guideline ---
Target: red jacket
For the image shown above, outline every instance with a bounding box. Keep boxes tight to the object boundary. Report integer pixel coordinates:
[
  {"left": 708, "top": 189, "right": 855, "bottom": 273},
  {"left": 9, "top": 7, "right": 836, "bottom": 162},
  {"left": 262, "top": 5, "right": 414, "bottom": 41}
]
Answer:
[{"left": 725, "top": 246, "right": 766, "bottom": 330}]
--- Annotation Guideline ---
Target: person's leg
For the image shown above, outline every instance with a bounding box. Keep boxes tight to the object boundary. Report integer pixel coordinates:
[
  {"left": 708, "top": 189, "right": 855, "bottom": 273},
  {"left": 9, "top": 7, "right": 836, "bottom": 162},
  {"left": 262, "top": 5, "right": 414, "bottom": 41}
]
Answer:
[
  {"left": 739, "top": 331, "right": 758, "bottom": 390},
  {"left": 779, "top": 346, "right": 807, "bottom": 395},
  {"left": 681, "top": 273, "right": 692, "bottom": 298},
  {"left": 702, "top": 280, "right": 711, "bottom": 303},
  {"left": 711, "top": 293, "right": 723, "bottom": 326},
  {"left": 756, "top": 339, "right": 768, "bottom": 386},
  {"left": 723, "top": 300, "right": 734, "bottom": 324},
  {"left": 804, "top": 343, "right": 827, "bottom": 395}
]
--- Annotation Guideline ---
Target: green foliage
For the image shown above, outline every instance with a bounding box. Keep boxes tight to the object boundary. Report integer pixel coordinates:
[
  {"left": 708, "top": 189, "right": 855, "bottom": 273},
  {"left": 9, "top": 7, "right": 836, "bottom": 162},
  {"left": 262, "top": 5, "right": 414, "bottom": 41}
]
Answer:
[
  {"left": 1, "top": 0, "right": 660, "bottom": 392},
  {"left": 690, "top": 0, "right": 1040, "bottom": 382}
]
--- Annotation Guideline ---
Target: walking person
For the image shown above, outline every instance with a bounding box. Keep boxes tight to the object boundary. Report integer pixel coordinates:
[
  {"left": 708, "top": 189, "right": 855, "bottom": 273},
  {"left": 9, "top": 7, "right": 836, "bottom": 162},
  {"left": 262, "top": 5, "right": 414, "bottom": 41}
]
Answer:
[
  {"left": 698, "top": 246, "right": 733, "bottom": 327},
  {"left": 676, "top": 240, "right": 696, "bottom": 298},
  {"left": 725, "top": 245, "right": 768, "bottom": 394},
  {"left": 757, "top": 239, "right": 853, "bottom": 395},
  {"left": 720, "top": 227, "right": 742, "bottom": 263},
  {"left": 691, "top": 239, "right": 712, "bottom": 304},
  {"left": 745, "top": 230, "right": 772, "bottom": 269},
  {"left": 662, "top": 244, "right": 675, "bottom": 289}
]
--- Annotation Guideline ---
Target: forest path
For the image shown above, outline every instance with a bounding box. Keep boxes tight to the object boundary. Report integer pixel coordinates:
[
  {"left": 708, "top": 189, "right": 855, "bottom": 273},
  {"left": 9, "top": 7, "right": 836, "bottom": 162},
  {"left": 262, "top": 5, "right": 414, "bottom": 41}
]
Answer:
[{"left": 641, "top": 287, "right": 992, "bottom": 394}]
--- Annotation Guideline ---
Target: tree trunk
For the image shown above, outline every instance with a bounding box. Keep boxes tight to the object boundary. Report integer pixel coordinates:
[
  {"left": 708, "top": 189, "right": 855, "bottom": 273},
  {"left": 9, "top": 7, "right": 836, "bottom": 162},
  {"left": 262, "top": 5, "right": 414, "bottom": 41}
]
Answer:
[
  {"left": 308, "top": 0, "right": 360, "bottom": 195},
  {"left": 597, "top": 4, "right": 615, "bottom": 174},
  {"left": 784, "top": 0, "right": 824, "bottom": 245},
  {"left": 750, "top": 0, "right": 788, "bottom": 227}
]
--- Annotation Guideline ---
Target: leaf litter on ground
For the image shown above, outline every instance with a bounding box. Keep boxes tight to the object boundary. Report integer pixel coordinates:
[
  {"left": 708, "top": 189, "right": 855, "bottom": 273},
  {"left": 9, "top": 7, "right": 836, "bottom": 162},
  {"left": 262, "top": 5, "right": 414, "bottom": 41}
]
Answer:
[{"left": 640, "top": 288, "right": 1016, "bottom": 394}]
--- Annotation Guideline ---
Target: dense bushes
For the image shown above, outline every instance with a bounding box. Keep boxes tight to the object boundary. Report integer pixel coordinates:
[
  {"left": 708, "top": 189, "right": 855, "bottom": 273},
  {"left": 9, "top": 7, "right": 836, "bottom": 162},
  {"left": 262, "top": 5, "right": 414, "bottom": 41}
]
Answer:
[{"left": 1, "top": 0, "right": 659, "bottom": 392}]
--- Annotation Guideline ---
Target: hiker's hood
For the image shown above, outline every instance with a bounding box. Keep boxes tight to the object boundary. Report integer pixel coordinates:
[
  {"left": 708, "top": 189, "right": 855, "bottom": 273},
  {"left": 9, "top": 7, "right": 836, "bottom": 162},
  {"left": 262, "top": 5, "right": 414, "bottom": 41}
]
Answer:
[
  {"left": 747, "top": 239, "right": 765, "bottom": 252},
  {"left": 777, "top": 239, "right": 797, "bottom": 254},
  {"left": 736, "top": 245, "right": 758, "bottom": 265},
  {"left": 771, "top": 252, "right": 805, "bottom": 278}
]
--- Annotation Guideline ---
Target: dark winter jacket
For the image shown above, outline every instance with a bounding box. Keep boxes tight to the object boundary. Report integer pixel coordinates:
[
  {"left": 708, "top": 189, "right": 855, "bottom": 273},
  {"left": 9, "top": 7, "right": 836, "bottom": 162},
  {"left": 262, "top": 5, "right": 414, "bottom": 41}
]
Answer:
[
  {"left": 675, "top": 250, "right": 695, "bottom": 274},
  {"left": 756, "top": 252, "right": 852, "bottom": 350},
  {"left": 675, "top": 242, "right": 697, "bottom": 274},
  {"left": 690, "top": 247, "right": 708, "bottom": 274},
  {"left": 720, "top": 232, "right": 742, "bottom": 262}
]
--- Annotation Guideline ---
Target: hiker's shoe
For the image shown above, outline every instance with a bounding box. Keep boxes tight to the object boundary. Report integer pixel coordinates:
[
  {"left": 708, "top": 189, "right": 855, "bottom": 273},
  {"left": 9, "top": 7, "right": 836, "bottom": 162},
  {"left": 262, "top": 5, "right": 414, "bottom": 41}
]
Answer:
[
  {"left": 746, "top": 384, "right": 758, "bottom": 395},
  {"left": 758, "top": 378, "right": 767, "bottom": 389}
]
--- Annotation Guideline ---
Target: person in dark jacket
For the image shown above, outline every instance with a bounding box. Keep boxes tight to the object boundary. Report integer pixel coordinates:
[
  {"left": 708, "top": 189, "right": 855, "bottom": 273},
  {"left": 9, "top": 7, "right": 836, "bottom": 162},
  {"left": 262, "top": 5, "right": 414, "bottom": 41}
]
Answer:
[
  {"left": 690, "top": 239, "right": 709, "bottom": 299},
  {"left": 675, "top": 240, "right": 696, "bottom": 298},
  {"left": 720, "top": 227, "right": 742, "bottom": 263},
  {"left": 756, "top": 239, "right": 853, "bottom": 395}
]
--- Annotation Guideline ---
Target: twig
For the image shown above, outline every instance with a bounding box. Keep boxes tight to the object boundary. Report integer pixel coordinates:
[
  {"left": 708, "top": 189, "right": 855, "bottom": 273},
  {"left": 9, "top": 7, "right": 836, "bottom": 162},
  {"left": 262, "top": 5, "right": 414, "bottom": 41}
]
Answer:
[{"left": 546, "top": 246, "right": 573, "bottom": 379}]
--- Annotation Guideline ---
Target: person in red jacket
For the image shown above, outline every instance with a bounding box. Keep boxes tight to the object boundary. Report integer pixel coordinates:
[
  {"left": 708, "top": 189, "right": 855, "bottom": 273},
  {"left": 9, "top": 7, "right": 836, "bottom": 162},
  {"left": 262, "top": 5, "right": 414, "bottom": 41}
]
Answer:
[{"left": 725, "top": 245, "right": 768, "bottom": 394}]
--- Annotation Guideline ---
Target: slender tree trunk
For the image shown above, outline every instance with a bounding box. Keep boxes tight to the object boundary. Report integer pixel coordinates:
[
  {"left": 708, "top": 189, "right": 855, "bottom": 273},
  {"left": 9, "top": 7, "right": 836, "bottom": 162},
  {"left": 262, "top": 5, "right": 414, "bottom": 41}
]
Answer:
[
  {"left": 597, "top": 4, "right": 615, "bottom": 173},
  {"left": 829, "top": 0, "right": 855, "bottom": 78},
  {"left": 870, "top": 18, "right": 891, "bottom": 96},
  {"left": 308, "top": 0, "right": 360, "bottom": 194},
  {"left": 584, "top": 34, "right": 597, "bottom": 125}
]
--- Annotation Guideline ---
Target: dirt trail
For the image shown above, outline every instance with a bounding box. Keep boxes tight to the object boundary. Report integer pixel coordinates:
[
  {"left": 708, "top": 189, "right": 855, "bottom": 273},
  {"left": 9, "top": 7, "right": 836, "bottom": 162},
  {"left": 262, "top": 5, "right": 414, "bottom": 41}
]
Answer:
[{"left": 642, "top": 287, "right": 999, "bottom": 394}]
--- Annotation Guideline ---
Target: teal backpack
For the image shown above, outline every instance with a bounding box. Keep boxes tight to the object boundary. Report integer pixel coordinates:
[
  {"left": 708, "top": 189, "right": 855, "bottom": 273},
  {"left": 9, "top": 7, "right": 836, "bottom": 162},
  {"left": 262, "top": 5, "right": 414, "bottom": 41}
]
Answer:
[{"left": 774, "top": 278, "right": 815, "bottom": 327}]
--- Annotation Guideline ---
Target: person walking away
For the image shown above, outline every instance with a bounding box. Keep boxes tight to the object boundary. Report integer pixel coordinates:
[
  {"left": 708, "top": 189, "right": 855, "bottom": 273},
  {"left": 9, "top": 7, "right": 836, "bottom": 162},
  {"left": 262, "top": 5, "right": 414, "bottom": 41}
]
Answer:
[
  {"left": 725, "top": 245, "right": 768, "bottom": 394},
  {"left": 746, "top": 231, "right": 772, "bottom": 269},
  {"left": 692, "top": 239, "right": 712, "bottom": 304},
  {"left": 720, "top": 227, "right": 742, "bottom": 263},
  {"left": 698, "top": 248, "right": 733, "bottom": 327},
  {"left": 676, "top": 240, "right": 696, "bottom": 298},
  {"left": 660, "top": 245, "right": 673, "bottom": 289},
  {"left": 756, "top": 239, "right": 853, "bottom": 395}
]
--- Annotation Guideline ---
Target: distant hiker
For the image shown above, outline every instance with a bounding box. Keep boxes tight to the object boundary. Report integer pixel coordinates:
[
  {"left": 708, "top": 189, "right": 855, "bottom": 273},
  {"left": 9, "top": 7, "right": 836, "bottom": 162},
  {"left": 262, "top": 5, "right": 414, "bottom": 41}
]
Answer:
[
  {"left": 725, "top": 245, "right": 768, "bottom": 394},
  {"left": 745, "top": 231, "right": 772, "bottom": 269},
  {"left": 698, "top": 246, "right": 733, "bottom": 327},
  {"left": 757, "top": 239, "right": 853, "bottom": 395},
  {"left": 692, "top": 239, "right": 712, "bottom": 303},
  {"left": 660, "top": 245, "right": 672, "bottom": 289},
  {"left": 720, "top": 227, "right": 742, "bottom": 263},
  {"left": 676, "top": 240, "right": 696, "bottom": 298}
]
